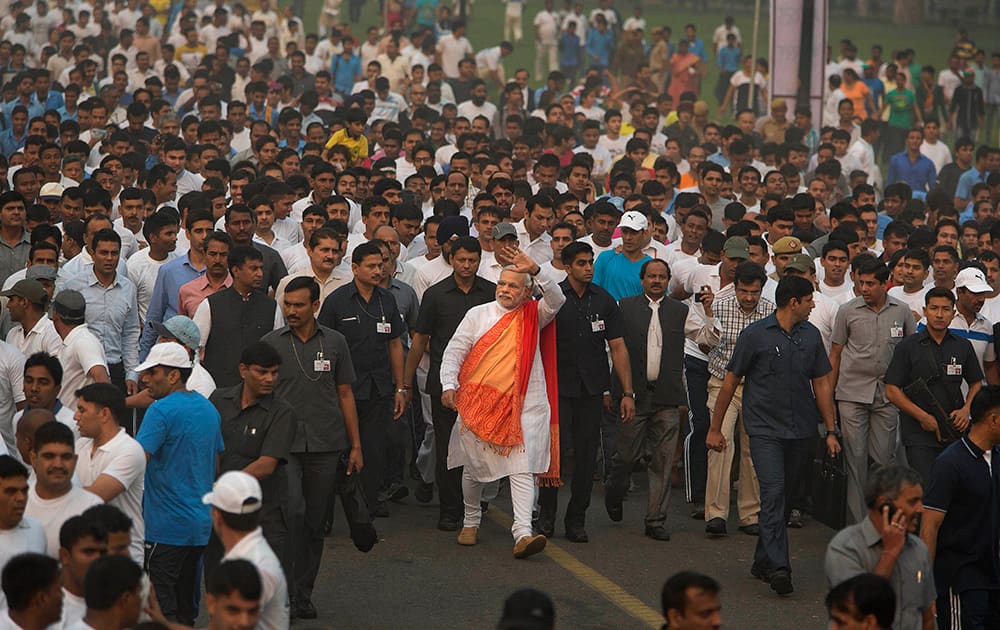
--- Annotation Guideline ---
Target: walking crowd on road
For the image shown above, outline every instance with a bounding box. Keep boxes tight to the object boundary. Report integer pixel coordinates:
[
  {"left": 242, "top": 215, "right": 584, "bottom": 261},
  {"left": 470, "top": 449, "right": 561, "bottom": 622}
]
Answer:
[{"left": 2, "top": 0, "right": 1000, "bottom": 628}]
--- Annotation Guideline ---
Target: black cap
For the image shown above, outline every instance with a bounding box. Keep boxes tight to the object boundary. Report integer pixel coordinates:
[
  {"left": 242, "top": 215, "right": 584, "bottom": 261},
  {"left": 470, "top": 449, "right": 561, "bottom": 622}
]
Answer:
[{"left": 497, "top": 589, "right": 554, "bottom": 630}]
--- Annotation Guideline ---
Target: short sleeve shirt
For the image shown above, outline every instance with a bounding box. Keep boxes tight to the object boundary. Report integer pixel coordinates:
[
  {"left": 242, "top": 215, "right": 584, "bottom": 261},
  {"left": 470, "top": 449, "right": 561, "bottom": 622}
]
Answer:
[
  {"left": 262, "top": 324, "right": 356, "bottom": 453},
  {"left": 726, "top": 314, "right": 832, "bottom": 439},
  {"left": 555, "top": 280, "right": 624, "bottom": 397},
  {"left": 831, "top": 296, "right": 916, "bottom": 404},
  {"left": 923, "top": 437, "right": 1000, "bottom": 594},
  {"left": 137, "top": 391, "right": 224, "bottom": 546}
]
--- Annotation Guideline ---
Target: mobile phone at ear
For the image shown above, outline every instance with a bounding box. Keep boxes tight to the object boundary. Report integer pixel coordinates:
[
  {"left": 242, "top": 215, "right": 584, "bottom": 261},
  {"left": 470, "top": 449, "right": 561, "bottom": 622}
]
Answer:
[{"left": 878, "top": 501, "right": 897, "bottom": 520}]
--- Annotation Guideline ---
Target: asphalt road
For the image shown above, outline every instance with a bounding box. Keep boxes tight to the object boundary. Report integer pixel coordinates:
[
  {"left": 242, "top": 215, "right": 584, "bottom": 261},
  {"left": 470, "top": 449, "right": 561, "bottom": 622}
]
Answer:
[{"left": 299, "top": 473, "right": 838, "bottom": 630}]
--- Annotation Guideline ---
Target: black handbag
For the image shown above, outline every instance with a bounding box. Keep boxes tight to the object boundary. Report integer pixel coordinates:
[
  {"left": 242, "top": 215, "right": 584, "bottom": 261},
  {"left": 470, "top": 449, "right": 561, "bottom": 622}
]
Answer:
[
  {"left": 335, "top": 454, "right": 378, "bottom": 553},
  {"left": 811, "top": 451, "right": 848, "bottom": 530}
]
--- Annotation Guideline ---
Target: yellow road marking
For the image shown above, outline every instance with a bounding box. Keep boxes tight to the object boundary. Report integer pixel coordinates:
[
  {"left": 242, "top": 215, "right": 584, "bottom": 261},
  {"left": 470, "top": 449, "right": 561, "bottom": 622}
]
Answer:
[{"left": 487, "top": 510, "right": 663, "bottom": 628}]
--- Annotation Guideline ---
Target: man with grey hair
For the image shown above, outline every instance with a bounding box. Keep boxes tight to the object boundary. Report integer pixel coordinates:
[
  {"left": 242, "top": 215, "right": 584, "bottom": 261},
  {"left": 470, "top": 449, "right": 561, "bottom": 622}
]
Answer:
[
  {"left": 439, "top": 243, "right": 565, "bottom": 558},
  {"left": 824, "top": 464, "right": 936, "bottom": 630}
]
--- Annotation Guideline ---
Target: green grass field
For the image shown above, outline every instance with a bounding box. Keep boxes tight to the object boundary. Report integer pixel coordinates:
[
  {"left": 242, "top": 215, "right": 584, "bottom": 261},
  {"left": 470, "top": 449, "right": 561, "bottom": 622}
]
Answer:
[{"left": 293, "top": 0, "right": 969, "bottom": 103}]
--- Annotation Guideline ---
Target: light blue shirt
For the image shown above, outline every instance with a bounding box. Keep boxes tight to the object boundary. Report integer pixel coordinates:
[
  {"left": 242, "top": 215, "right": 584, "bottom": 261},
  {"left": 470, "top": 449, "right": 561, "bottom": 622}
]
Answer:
[
  {"left": 140, "top": 254, "right": 206, "bottom": 360},
  {"left": 717, "top": 45, "right": 741, "bottom": 72},
  {"left": 955, "top": 166, "right": 988, "bottom": 202},
  {"left": 62, "top": 268, "right": 140, "bottom": 378}
]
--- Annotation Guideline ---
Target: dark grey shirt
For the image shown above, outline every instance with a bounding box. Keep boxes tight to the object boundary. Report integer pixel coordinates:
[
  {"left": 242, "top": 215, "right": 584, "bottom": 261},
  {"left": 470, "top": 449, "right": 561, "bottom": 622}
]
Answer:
[
  {"left": 262, "top": 323, "right": 356, "bottom": 453},
  {"left": 825, "top": 516, "right": 936, "bottom": 630}
]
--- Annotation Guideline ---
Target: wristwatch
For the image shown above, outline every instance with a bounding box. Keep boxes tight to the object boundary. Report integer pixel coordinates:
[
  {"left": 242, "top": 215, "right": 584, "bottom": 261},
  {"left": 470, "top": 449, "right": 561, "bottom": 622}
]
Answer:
[
  {"left": 826, "top": 429, "right": 840, "bottom": 438},
  {"left": 622, "top": 392, "right": 636, "bottom": 399}
]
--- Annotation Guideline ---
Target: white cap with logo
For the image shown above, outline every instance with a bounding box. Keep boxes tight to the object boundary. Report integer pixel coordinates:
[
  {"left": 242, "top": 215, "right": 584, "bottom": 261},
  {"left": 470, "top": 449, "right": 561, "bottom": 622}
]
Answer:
[{"left": 956, "top": 268, "right": 993, "bottom": 294}]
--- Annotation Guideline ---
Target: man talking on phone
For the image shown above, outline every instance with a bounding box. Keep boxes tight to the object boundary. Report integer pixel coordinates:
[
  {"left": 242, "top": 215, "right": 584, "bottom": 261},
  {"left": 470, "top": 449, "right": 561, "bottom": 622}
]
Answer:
[{"left": 825, "top": 464, "right": 936, "bottom": 630}]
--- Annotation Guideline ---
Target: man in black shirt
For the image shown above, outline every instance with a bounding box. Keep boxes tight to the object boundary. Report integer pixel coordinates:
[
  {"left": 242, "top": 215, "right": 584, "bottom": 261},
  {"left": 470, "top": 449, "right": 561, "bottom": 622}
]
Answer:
[
  {"left": 207, "top": 341, "right": 296, "bottom": 582},
  {"left": 885, "top": 287, "right": 984, "bottom": 481},
  {"left": 403, "top": 237, "right": 496, "bottom": 531},
  {"left": 537, "top": 242, "right": 634, "bottom": 542},
  {"left": 921, "top": 385, "right": 1000, "bottom": 630},
  {"left": 318, "top": 242, "right": 406, "bottom": 518}
]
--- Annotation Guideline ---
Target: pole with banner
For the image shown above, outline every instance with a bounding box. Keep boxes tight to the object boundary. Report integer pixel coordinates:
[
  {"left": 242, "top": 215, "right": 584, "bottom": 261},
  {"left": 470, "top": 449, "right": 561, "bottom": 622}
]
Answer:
[{"left": 768, "top": 0, "right": 827, "bottom": 131}]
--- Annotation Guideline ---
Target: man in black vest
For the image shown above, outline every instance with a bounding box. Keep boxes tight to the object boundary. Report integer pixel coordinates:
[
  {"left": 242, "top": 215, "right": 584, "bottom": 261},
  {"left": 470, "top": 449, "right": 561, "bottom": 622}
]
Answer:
[
  {"left": 193, "top": 246, "right": 279, "bottom": 388},
  {"left": 318, "top": 242, "right": 407, "bottom": 518},
  {"left": 605, "top": 258, "right": 689, "bottom": 542},
  {"left": 538, "top": 241, "right": 635, "bottom": 543}
]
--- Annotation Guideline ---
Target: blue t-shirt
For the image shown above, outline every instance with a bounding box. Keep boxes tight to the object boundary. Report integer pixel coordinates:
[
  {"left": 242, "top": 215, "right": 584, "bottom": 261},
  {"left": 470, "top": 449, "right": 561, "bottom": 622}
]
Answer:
[
  {"left": 138, "top": 390, "right": 224, "bottom": 546},
  {"left": 593, "top": 249, "right": 650, "bottom": 302}
]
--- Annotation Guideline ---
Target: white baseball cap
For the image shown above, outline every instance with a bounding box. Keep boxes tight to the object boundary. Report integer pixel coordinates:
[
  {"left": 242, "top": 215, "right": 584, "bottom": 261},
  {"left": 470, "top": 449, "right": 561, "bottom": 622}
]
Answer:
[
  {"left": 956, "top": 268, "right": 993, "bottom": 294},
  {"left": 133, "top": 342, "right": 193, "bottom": 373},
  {"left": 202, "top": 471, "right": 263, "bottom": 514},
  {"left": 618, "top": 210, "right": 648, "bottom": 232}
]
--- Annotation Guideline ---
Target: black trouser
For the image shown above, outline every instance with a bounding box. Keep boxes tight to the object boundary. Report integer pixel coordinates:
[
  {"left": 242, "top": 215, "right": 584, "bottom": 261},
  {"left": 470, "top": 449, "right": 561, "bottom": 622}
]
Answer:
[
  {"left": 937, "top": 588, "right": 1000, "bottom": 630},
  {"left": 715, "top": 71, "right": 734, "bottom": 105},
  {"left": 684, "top": 355, "right": 711, "bottom": 504},
  {"left": 144, "top": 542, "right": 204, "bottom": 626},
  {"left": 539, "top": 394, "right": 603, "bottom": 529},
  {"left": 383, "top": 397, "right": 411, "bottom": 492},
  {"left": 109, "top": 361, "right": 126, "bottom": 394},
  {"left": 905, "top": 444, "right": 946, "bottom": 484},
  {"left": 431, "top": 397, "right": 463, "bottom": 522},
  {"left": 286, "top": 450, "right": 340, "bottom": 605},
  {"left": 357, "top": 396, "right": 392, "bottom": 515}
]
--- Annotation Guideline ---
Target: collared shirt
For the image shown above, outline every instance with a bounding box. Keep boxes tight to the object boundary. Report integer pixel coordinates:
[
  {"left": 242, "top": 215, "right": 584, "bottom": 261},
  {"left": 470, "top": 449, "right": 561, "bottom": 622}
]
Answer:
[
  {"left": 832, "top": 296, "right": 917, "bottom": 404},
  {"left": 223, "top": 527, "right": 289, "bottom": 630},
  {"left": 886, "top": 151, "right": 937, "bottom": 192},
  {"left": 211, "top": 384, "right": 296, "bottom": 505},
  {"left": 924, "top": 436, "right": 1000, "bottom": 594},
  {"left": 75, "top": 428, "right": 146, "bottom": 563},
  {"left": 727, "top": 313, "right": 832, "bottom": 439},
  {"left": 387, "top": 278, "right": 419, "bottom": 349},
  {"left": 414, "top": 274, "right": 497, "bottom": 395},
  {"left": 916, "top": 311, "right": 996, "bottom": 379},
  {"left": 555, "top": 280, "right": 624, "bottom": 397},
  {"left": 825, "top": 516, "right": 936, "bottom": 629},
  {"left": 178, "top": 273, "right": 233, "bottom": 319},
  {"left": 56, "top": 325, "right": 108, "bottom": 411},
  {"left": 261, "top": 324, "right": 355, "bottom": 453},
  {"left": 884, "top": 329, "right": 984, "bottom": 447},
  {"left": 62, "top": 270, "right": 140, "bottom": 377},
  {"left": 0, "top": 229, "right": 30, "bottom": 287},
  {"left": 140, "top": 253, "right": 206, "bottom": 359},
  {"left": 318, "top": 282, "right": 402, "bottom": 400},
  {"left": 5, "top": 313, "right": 61, "bottom": 358},
  {"left": 0, "top": 340, "right": 23, "bottom": 458},
  {"left": 513, "top": 219, "right": 554, "bottom": 265},
  {"left": 703, "top": 295, "right": 776, "bottom": 380}
]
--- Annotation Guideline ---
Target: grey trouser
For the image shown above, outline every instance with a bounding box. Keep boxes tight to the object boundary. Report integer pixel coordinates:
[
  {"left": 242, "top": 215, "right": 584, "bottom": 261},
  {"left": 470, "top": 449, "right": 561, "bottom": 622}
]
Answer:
[{"left": 839, "top": 399, "right": 898, "bottom": 524}]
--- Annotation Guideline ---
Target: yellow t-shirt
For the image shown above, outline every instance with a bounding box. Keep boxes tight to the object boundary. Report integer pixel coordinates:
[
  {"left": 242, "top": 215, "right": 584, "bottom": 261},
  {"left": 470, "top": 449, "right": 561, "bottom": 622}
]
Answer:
[{"left": 325, "top": 129, "right": 369, "bottom": 166}]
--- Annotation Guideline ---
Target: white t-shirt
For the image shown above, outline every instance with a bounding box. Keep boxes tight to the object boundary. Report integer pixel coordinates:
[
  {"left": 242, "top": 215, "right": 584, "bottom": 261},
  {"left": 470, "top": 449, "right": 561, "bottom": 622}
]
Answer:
[
  {"left": 54, "top": 589, "right": 87, "bottom": 630},
  {"left": 12, "top": 405, "right": 80, "bottom": 458},
  {"left": 818, "top": 279, "right": 856, "bottom": 305},
  {"left": 888, "top": 285, "right": 930, "bottom": 319},
  {"left": 224, "top": 528, "right": 289, "bottom": 630},
  {"left": 24, "top": 485, "right": 103, "bottom": 558},
  {"left": 56, "top": 325, "right": 108, "bottom": 411},
  {"left": 127, "top": 249, "right": 177, "bottom": 324},
  {"left": 0, "top": 517, "right": 47, "bottom": 609},
  {"left": 0, "top": 342, "right": 25, "bottom": 454},
  {"left": 75, "top": 429, "right": 147, "bottom": 563},
  {"left": 5, "top": 314, "right": 62, "bottom": 358},
  {"left": 920, "top": 140, "right": 953, "bottom": 175},
  {"left": 436, "top": 34, "right": 474, "bottom": 78}
]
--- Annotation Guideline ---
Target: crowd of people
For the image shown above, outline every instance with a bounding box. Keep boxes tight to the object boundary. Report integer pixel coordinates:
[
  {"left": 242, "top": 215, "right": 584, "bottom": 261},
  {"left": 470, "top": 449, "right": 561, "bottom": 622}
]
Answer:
[{"left": 0, "top": 0, "right": 1000, "bottom": 628}]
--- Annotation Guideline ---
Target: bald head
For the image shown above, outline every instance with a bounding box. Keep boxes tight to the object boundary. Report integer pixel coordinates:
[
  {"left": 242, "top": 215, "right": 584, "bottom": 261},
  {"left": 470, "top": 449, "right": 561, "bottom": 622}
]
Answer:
[{"left": 16, "top": 409, "right": 56, "bottom": 463}]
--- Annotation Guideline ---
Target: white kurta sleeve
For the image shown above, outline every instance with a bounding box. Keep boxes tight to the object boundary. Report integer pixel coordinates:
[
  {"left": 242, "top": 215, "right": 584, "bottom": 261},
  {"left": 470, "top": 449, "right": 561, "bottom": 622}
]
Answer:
[
  {"left": 439, "top": 311, "right": 479, "bottom": 392},
  {"left": 534, "top": 267, "right": 566, "bottom": 327}
]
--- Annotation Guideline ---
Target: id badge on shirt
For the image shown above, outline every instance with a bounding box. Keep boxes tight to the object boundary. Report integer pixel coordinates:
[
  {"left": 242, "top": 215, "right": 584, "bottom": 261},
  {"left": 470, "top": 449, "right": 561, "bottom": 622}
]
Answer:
[
  {"left": 591, "top": 319, "right": 606, "bottom": 333},
  {"left": 376, "top": 320, "right": 392, "bottom": 334},
  {"left": 890, "top": 325, "right": 904, "bottom": 338},
  {"left": 314, "top": 353, "right": 332, "bottom": 372},
  {"left": 946, "top": 358, "right": 962, "bottom": 376}
]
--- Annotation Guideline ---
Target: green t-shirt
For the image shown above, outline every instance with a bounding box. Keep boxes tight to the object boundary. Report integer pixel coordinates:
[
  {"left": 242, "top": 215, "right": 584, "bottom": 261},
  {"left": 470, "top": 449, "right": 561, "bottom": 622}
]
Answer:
[{"left": 886, "top": 89, "right": 916, "bottom": 129}]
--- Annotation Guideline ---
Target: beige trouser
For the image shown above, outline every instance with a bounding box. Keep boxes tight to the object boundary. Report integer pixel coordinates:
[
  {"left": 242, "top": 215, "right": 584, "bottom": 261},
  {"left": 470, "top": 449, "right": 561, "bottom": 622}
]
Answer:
[{"left": 705, "top": 376, "right": 760, "bottom": 525}]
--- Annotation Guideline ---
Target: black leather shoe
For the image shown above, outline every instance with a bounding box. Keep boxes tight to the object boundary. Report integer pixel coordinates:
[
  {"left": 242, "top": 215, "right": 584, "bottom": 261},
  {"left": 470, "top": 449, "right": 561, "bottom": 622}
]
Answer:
[
  {"left": 750, "top": 563, "right": 770, "bottom": 582},
  {"left": 604, "top": 494, "right": 623, "bottom": 522},
  {"left": 689, "top": 503, "right": 705, "bottom": 520},
  {"left": 769, "top": 569, "right": 794, "bottom": 595},
  {"left": 534, "top": 515, "right": 554, "bottom": 538},
  {"left": 705, "top": 517, "right": 727, "bottom": 536},
  {"left": 644, "top": 525, "right": 671, "bottom": 541},
  {"left": 437, "top": 517, "right": 461, "bottom": 532},
  {"left": 739, "top": 523, "right": 760, "bottom": 536},
  {"left": 415, "top": 481, "right": 434, "bottom": 503},
  {"left": 296, "top": 600, "right": 318, "bottom": 619},
  {"left": 565, "top": 526, "right": 589, "bottom": 543},
  {"left": 387, "top": 484, "right": 409, "bottom": 503}
]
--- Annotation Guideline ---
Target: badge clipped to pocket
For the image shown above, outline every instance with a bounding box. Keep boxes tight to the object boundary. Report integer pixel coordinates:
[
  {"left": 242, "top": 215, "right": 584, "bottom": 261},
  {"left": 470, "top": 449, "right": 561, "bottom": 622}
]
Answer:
[
  {"left": 314, "top": 352, "right": 332, "bottom": 372},
  {"left": 591, "top": 318, "right": 605, "bottom": 333},
  {"left": 376, "top": 320, "right": 392, "bottom": 334},
  {"left": 890, "top": 324, "right": 904, "bottom": 338},
  {"left": 946, "top": 357, "right": 962, "bottom": 376}
]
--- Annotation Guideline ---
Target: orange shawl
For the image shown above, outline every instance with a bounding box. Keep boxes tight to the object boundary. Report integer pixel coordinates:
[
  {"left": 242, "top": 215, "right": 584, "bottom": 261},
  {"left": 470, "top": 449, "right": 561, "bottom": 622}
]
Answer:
[{"left": 455, "top": 300, "right": 561, "bottom": 487}]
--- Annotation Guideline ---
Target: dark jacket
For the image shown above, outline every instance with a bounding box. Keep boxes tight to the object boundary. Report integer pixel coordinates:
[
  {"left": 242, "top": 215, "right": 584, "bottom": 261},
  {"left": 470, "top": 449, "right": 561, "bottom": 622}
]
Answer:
[{"left": 617, "top": 293, "right": 689, "bottom": 408}]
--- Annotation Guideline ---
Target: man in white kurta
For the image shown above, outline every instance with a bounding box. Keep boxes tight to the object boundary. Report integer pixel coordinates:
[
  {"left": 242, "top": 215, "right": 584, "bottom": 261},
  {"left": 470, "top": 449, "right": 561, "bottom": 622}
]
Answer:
[{"left": 439, "top": 250, "right": 565, "bottom": 558}]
